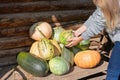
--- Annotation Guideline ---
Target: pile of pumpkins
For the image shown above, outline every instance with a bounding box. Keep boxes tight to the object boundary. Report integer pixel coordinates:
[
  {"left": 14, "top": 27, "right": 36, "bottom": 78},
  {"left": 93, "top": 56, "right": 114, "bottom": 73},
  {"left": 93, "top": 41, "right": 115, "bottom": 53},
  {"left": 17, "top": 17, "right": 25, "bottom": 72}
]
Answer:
[{"left": 17, "top": 22, "right": 101, "bottom": 77}]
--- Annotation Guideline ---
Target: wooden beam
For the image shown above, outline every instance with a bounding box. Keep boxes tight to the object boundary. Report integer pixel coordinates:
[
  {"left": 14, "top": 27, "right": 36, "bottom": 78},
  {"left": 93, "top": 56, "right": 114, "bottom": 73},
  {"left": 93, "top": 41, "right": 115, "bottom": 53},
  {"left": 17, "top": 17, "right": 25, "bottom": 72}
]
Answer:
[
  {"left": 0, "top": 47, "right": 30, "bottom": 58},
  {"left": 0, "top": 36, "right": 33, "bottom": 50},
  {"left": 0, "top": 0, "right": 54, "bottom": 3},
  {"left": 0, "top": 0, "right": 95, "bottom": 14},
  {"left": 0, "top": 20, "right": 83, "bottom": 37},
  {"left": 0, "top": 56, "right": 16, "bottom": 67},
  {"left": 0, "top": 10, "right": 94, "bottom": 28},
  {"left": 0, "top": 26, "right": 29, "bottom": 37}
]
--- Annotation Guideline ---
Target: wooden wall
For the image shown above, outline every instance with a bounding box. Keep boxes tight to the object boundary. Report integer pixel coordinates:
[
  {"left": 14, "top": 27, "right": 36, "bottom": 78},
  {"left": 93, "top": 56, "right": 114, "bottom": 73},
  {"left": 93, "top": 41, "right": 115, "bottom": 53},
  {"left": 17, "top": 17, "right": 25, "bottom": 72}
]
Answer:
[{"left": 0, "top": 0, "right": 96, "bottom": 66}]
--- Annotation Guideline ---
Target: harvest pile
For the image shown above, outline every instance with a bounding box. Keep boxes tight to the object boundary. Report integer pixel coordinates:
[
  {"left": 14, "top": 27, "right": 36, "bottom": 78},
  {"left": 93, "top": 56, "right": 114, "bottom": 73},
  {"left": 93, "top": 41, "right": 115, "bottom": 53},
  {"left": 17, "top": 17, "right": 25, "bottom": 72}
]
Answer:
[{"left": 17, "top": 22, "right": 101, "bottom": 77}]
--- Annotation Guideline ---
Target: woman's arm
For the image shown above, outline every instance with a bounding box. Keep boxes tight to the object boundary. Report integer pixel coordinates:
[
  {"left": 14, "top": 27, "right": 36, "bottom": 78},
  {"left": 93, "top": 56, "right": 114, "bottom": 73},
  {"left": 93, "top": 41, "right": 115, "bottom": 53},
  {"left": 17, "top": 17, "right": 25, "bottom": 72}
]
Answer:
[
  {"left": 74, "top": 25, "right": 87, "bottom": 37},
  {"left": 66, "top": 8, "right": 106, "bottom": 47},
  {"left": 81, "top": 8, "right": 106, "bottom": 40}
]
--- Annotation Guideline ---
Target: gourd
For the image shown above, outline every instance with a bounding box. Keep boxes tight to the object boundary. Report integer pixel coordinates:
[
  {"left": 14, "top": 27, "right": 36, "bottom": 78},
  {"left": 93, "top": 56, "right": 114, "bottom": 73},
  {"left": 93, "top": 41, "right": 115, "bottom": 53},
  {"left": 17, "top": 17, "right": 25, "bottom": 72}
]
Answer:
[
  {"left": 30, "top": 41, "right": 41, "bottom": 58},
  {"left": 74, "top": 50, "right": 101, "bottom": 68},
  {"left": 30, "top": 38, "right": 54, "bottom": 60},
  {"left": 52, "top": 27, "right": 65, "bottom": 42},
  {"left": 17, "top": 52, "right": 49, "bottom": 77},
  {"left": 29, "top": 22, "right": 52, "bottom": 40},
  {"left": 50, "top": 39, "right": 61, "bottom": 56},
  {"left": 59, "top": 30, "right": 74, "bottom": 45},
  {"left": 76, "top": 40, "right": 90, "bottom": 51},
  {"left": 49, "top": 56, "right": 70, "bottom": 75},
  {"left": 38, "top": 38, "right": 54, "bottom": 60},
  {"left": 61, "top": 46, "right": 74, "bottom": 66}
]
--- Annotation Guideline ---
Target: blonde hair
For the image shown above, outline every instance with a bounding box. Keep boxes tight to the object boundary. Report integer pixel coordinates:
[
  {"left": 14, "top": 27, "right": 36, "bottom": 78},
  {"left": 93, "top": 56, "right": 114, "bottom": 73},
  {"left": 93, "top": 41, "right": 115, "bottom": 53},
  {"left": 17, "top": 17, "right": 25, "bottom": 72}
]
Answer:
[{"left": 93, "top": 0, "right": 120, "bottom": 31}]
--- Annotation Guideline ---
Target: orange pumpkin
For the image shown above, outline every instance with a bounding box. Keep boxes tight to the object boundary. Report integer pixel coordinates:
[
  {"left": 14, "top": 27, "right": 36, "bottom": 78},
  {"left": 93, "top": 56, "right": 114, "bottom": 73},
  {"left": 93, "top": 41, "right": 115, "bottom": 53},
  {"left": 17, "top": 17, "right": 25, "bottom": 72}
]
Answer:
[
  {"left": 74, "top": 50, "right": 101, "bottom": 69},
  {"left": 29, "top": 22, "right": 52, "bottom": 41}
]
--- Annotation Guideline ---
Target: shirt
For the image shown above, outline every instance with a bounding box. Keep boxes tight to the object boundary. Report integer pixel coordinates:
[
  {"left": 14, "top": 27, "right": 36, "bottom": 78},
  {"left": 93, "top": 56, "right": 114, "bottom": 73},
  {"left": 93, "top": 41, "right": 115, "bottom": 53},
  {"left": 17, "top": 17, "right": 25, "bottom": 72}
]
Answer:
[{"left": 81, "top": 8, "right": 120, "bottom": 42}]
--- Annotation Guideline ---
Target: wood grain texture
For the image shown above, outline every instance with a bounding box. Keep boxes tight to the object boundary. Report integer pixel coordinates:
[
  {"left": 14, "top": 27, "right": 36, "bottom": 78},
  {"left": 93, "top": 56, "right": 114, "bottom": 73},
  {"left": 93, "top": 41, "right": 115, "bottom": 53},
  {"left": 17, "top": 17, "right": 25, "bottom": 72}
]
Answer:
[
  {"left": 0, "top": 0, "right": 95, "bottom": 14},
  {"left": 0, "top": 21, "right": 83, "bottom": 37},
  {"left": 0, "top": 36, "right": 33, "bottom": 50},
  {"left": 0, "top": 56, "right": 16, "bottom": 67},
  {"left": 0, "top": 0, "right": 55, "bottom": 3},
  {"left": 0, "top": 47, "right": 30, "bottom": 58},
  {"left": 0, "top": 10, "right": 94, "bottom": 28}
]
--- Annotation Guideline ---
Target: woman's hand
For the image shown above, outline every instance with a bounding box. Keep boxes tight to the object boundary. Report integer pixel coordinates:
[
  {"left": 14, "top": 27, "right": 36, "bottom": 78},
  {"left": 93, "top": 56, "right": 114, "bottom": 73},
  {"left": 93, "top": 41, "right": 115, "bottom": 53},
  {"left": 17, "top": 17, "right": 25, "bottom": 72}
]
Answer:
[
  {"left": 66, "top": 24, "right": 86, "bottom": 48},
  {"left": 66, "top": 36, "right": 83, "bottom": 48}
]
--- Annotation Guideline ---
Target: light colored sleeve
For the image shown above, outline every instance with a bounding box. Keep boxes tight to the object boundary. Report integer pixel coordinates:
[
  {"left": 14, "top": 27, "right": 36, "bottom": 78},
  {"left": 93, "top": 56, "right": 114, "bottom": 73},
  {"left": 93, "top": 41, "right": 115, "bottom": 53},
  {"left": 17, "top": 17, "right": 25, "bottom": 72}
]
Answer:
[{"left": 81, "top": 8, "right": 106, "bottom": 40}]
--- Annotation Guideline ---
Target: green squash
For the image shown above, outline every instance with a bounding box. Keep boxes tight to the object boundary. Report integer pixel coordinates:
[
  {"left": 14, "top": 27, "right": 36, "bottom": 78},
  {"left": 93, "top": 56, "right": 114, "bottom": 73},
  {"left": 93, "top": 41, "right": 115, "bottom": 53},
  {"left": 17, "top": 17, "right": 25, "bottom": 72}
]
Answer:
[
  {"left": 59, "top": 30, "right": 74, "bottom": 45},
  {"left": 49, "top": 56, "right": 70, "bottom": 75},
  {"left": 52, "top": 27, "right": 65, "bottom": 42},
  {"left": 69, "top": 46, "right": 81, "bottom": 54},
  {"left": 61, "top": 47, "right": 74, "bottom": 66},
  {"left": 17, "top": 52, "right": 49, "bottom": 77},
  {"left": 76, "top": 40, "right": 90, "bottom": 51}
]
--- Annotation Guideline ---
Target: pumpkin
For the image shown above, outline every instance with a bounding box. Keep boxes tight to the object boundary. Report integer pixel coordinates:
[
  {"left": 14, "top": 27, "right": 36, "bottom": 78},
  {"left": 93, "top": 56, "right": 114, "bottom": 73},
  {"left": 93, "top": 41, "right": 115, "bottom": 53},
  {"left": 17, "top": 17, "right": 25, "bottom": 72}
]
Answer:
[
  {"left": 74, "top": 50, "right": 101, "bottom": 68},
  {"left": 30, "top": 38, "right": 54, "bottom": 60},
  {"left": 50, "top": 39, "right": 62, "bottom": 56},
  {"left": 17, "top": 52, "right": 49, "bottom": 77},
  {"left": 49, "top": 56, "right": 70, "bottom": 75},
  {"left": 38, "top": 38, "right": 54, "bottom": 60},
  {"left": 29, "top": 22, "right": 52, "bottom": 40},
  {"left": 30, "top": 41, "right": 41, "bottom": 58},
  {"left": 52, "top": 26, "right": 65, "bottom": 42},
  {"left": 59, "top": 30, "right": 74, "bottom": 45}
]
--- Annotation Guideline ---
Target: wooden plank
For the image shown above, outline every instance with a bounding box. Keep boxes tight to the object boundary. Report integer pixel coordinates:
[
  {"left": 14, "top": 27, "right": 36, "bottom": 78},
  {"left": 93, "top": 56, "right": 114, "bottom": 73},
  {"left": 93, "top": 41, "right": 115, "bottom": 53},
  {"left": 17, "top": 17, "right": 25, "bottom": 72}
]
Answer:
[
  {"left": 0, "top": 47, "right": 30, "bottom": 58},
  {"left": 0, "top": 56, "right": 16, "bottom": 67},
  {"left": 0, "top": 10, "right": 94, "bottom": 28},
  {"left": 1, "top": 61, "right": 108, "bottom": 80},
  {"left": 0, "top": 26, "right": 29, "bottom": 37},
  {"left": 88, "top": 75, "right": 106, "bottom": 80},
  {"left": 0, "top": 0, "right": 95, "bottom": 14},
  {"left": 0, "top": 36, "right": 33, "bottom": 50},
  {"left": 0, "top": 0, "right": 56, "bottom": 3},
  {"left": 0, "top": 65, "right": 16, "bottom": 79},
  {"left": 0, "top": 20, "right": 83, "bottom": 37}
]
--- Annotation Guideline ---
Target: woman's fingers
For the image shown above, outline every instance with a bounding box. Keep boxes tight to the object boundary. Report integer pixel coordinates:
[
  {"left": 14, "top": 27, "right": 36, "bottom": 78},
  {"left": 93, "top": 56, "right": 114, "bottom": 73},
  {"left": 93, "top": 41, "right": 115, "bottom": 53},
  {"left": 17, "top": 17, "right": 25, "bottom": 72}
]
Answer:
[
  {"left": 66, "top": 42, "right": 74, "bottom": 48},
  {"left": 67, "top": 39, "right": 72, "bottom": 42}
]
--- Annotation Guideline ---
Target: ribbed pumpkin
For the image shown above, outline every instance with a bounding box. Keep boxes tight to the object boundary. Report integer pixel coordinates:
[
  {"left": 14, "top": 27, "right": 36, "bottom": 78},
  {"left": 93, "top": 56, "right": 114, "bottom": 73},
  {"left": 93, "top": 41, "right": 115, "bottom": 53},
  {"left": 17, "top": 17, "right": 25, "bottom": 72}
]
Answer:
[
  {"left": 38, "top": 38, "right": 54, "bottom": 60},
  {"left": 74, "top": 50, "right": 101, "bottom": 69},
  {"left": 29, "top": 22, "right": 52, "bottom": 40},
  {"left": 30, "top": 41, "right": 41, "bottom": 58},
  {"left": 30, "top": 38, "right": 54, "bottom": 60},
  {"left": 50, "top": 39, "right": 61, "bottom": 56},
  {"left": 59, "top": 30, "right": 74, "bottom": 45}
]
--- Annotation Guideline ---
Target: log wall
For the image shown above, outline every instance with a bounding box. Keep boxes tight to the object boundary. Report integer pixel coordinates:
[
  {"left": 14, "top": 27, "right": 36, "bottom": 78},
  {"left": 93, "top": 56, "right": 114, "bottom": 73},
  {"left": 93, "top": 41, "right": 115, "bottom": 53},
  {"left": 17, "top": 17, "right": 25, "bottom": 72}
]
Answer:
[{"left": 0, "top": 0, "right": 96, "bottom": 66}]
